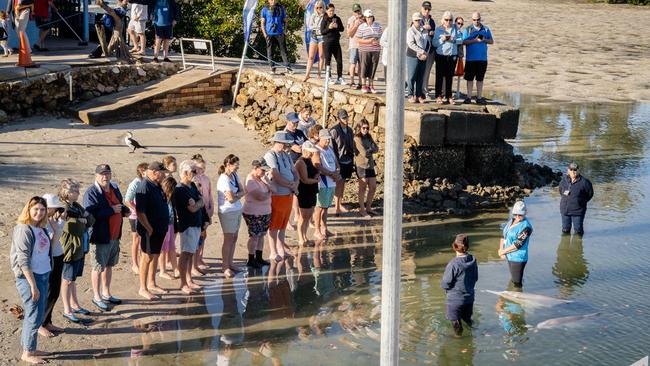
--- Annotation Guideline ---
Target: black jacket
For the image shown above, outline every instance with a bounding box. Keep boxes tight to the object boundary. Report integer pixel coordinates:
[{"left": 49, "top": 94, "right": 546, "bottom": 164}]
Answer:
[
  {"left": 320, "top": 14, "right": 344, "bottom": 43},
  {"left": 559, "top": 175, "right": 594, "bottom": 216},
  {"left": 440, "top": 254, "right": 478, "bottom": 304},
  {"left": 83, "top": 182, "right": 128, "bottom": 244}
]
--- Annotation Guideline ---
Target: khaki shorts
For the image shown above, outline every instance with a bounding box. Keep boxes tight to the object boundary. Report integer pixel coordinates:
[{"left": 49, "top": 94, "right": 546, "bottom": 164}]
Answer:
[
  {"left": 128, "top": 4, "right": 147, "bottom": 34},
  {"left": 180, "top": 226, "right": 201, "bottom": 254},
  {"left": 218, "top": 210, "right": 242, "bottom": 234},
  {"left": 91, "top": 240, "right": 120, "bottom": 272}
]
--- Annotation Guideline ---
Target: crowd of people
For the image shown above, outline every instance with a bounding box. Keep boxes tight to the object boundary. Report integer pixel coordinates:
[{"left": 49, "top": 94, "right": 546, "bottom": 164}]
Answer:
[
  {"left": 290, "top": 1, "right": 494, "bottom": 104},
  {"left": 8, "top": 104, "right": 382, "bottom": 364}
]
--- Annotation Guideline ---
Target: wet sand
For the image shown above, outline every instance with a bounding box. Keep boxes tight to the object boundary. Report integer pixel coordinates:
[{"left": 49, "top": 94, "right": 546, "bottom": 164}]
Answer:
[{"left": 306, "top": 0, "right": 650, "bottom": 103}]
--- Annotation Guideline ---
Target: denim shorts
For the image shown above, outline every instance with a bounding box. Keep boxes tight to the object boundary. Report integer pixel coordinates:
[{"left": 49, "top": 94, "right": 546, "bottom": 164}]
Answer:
[
  {"left": 317, "top": 187, "right": 335, "bottom": 208},
  {"left": 180, "top": 226, "right": 201, "bottom": 254},
  {"left": 349, "top": 48, "right": 360, "bottom": 65},
  {"left": 62, "top": 258, "right": 84, "bottom": 281}
]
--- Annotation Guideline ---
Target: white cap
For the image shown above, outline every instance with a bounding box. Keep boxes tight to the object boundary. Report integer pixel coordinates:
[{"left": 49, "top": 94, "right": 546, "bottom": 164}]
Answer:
[
  {"left": 511, "top": 201, "right": 527, "bottom": 216},
  {"left": 42, "top": 193, "right": 63, "bottom": 209},
  {"left": 363, "top": 9, "right": 373, "bottom": 17}
]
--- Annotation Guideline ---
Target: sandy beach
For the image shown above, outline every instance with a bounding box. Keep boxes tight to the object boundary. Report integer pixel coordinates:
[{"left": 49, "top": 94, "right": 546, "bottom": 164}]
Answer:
[{"left": 312, "top": 0, "right": 650, "bottom": 103}]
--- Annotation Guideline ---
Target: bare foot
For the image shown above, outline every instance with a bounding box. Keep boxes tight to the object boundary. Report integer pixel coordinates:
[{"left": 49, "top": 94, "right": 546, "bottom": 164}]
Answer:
[
  {"left": 173, "top": 270, "right": 181, "bottom": 278},
  {"left": 149, "top": 286, "right": 168, "bottom": 295},
  {"left": 188, "top": 282, "right": 202, "bottom": 290},
  {"left": 38, "top": 327, "right": 54, "bottom": 338},
  {"left": 46, "top": 324, "right": 64, "bottom": 333},
  {"left": 197, "top": 264, "right": 209, "bottom": 270},
  {"left": 223, "top": 269, "right": 236, "bottom": 278},
  {"left": 131, "top": 266, "right": 139, "bottom": 275},
  {"left": 180, "top": 286, "right": 194, "bottom": 295},
  {"left": 138, "top": 289, "right": 156, "bottom": 300},
  {"left": 336, "top": 206, "right": 349, "bottom": 214},
  {"left": 358, "top": 210, "right": 369, "bottom": 217},
  {"left": 31, "top": 351, "right": 51, "bottom": 357},
  {"left": 287, "top": 222, "right": 297, "bottom": 231},
  {"left": 324, "top": 230, "right": 335, "bottom": 238},
  {"left": 303, "top": 75, "right": 310, "bottom": 82},
  {"left": 159, "top": 271, "right": 174, "bottom": 280},
  {"left": 21, "top": 354, "right": 46, "bottom": 364},
  {"left": 313, "top": 232, "right": 326, "bottom": 241},
  {"left": 191, "top": 270, "right": 205, "bottom": 277}
]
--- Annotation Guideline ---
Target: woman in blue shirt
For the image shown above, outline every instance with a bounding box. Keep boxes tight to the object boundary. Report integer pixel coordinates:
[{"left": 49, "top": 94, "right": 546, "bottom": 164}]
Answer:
[{"left": 498, "top": 201, "right": 533, "bottom": 288}]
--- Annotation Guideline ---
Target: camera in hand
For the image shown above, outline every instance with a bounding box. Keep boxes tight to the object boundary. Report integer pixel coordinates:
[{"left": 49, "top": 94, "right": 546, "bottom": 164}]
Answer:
[{"left": 477, "top": 34, "right": 484, "bottom": 40}]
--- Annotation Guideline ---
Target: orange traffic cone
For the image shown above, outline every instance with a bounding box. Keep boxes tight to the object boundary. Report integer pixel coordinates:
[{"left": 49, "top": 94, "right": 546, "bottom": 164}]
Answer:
[{"left": 16, "top": 31, "right": 37, "bottom": 68}]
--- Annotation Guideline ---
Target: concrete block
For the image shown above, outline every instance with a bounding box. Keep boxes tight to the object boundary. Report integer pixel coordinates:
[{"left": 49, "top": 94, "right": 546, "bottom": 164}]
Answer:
[
  {"left": 378, "top": 108, "right": 445, "bottom": 145},
  {"left": 441, "top": 110, "right": 497, "bottom": 144},
  {"left": 486, "top": 104, "right": 520, "bottom": 139}
]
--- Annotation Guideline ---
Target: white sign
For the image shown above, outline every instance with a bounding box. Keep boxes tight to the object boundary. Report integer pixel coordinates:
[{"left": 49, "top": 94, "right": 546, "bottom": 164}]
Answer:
[{"left": 193, "top": 41, "right": 208, "bottom": 50}]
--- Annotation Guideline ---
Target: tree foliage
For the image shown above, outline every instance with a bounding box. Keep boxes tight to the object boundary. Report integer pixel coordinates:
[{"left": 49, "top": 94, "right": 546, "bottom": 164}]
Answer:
[{"left": 175, "top": 0, "right": 305, "bottom": 62}]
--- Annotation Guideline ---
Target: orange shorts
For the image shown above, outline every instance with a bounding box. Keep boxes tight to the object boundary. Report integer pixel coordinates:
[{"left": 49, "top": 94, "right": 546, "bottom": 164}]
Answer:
[{"left": 269, "top": 194, "right": 293, "bottom": 230}]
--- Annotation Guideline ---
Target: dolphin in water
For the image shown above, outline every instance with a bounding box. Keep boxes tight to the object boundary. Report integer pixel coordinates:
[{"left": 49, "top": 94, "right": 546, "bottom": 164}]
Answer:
[
  {"left": 535, "top": 312, "right": 601, "bottom": 330},
  {"left": 484, "top": 290, "right": 573, "bottom": 308}
]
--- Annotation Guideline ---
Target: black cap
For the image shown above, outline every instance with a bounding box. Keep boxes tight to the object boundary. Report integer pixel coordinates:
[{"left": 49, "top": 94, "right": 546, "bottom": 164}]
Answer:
[
  {"left": 338, "top": 109, "right": 349, "bottom": 120},
  {"left": 148, "top": 161, "right": 168, "bottom": 172},
  {"left": 422, "top": 1, "right": 431, "bottom": 9},
  {"left": 95, "top": 164, "right": 112, "bottom": 174},
  {"left": 568, "top": 162, "right": 579, "bottom": 170}
]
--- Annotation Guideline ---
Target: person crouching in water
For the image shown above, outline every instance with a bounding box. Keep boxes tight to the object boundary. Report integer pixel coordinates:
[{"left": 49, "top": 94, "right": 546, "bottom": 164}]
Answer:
[{"left": 440, "top": 234, "right": 478, "bottom": 337}]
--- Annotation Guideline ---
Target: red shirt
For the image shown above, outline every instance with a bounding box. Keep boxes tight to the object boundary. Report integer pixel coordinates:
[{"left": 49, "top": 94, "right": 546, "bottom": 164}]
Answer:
[{"left": 104, "top": 186, "right": 122, "bottom": 240}]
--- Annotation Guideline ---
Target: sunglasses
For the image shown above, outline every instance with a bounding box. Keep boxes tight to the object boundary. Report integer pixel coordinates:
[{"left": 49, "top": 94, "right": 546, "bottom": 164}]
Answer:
[
  {"left": 569, "top": 168, "right": 578, "bottom": 171},
  {"left": 457, "top": 22, "right": 464, "bottom": 26},
  {"left": 361, "top": 126, "right": 369, "bottom": 130},
  {"left": 472, "top": 18, "right": 481, "bottom": 21},
  {"left": 444, "top": 18, "right": 452, "bottom": 21}
]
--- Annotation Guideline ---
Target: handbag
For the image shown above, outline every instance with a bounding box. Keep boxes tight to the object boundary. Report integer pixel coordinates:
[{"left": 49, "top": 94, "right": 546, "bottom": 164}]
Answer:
[{"left": 454, "top": 56, "right": 464, "bottom": 76}]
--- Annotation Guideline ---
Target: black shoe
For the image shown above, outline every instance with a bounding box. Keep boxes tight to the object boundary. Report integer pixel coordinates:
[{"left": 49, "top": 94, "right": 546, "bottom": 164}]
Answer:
[
  {"left": 33, "top": 44, "right": 41, "bottom": 52},
  {"left": 152, "top": 57, "right": 159, "bottom": 63},
  {"left": 452, "top": 320, "right": 463, "bottom": 337},
  {"left": 286, "top": 67, "right": 294, "bottom": 75},
  {"left": 255, "top": 250, "right": 270, "bottom": 266},
  {"left": 271, "top": 67, "right": 277, "bottom": 74},
  {"left": 163, "top": 57, "right": 171, "bottom": 62},
  {"left": 463, "top": 98, "right": 472, "bottom": 104},
  {"left": 247, "top": 258, "right": 261, "bottom": 268},
  {"left": 477, "top": 97, "right": 487, "bottom": 105}
]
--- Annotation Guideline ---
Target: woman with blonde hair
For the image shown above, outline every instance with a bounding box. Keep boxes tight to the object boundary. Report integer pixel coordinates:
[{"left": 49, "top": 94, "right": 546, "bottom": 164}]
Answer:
[
  {"left": 433, "top": 10, "right": 463, "bottom": 104},
  {"left": 294, "top": 141, "right": 320, "bottom": 245},
  {"left": 10, "top": 196, "right": 52, "bottom": 364},
  {"left": 304, "top": 0, "right": 326, "bottom": 81}
]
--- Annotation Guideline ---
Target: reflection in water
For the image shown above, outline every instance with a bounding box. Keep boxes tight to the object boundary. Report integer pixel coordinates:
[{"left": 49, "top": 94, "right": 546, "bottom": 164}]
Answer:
[
  {"left": 552, "top": 234, "right": 589, "bottom": 298},
  {"left": 495, "top": 296, "right": 528, "bottom": 362}
]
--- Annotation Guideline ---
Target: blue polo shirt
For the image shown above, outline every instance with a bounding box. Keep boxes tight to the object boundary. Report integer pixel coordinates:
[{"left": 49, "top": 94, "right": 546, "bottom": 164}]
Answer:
[
  {"left": 261, "top": 5, "right": 286, "bottom": 36},
  {"left": 463, "top": 25, "right": 492, "bottom": 61},
  {"left": 154, "top": 0, "right": 173, "bottom": 26}
]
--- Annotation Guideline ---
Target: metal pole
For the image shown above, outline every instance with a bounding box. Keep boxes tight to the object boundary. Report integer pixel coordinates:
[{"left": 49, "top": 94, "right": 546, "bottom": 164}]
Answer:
[
  {"left": 322, "top": 65, "right": 330, "bottom": 127},
  {"left": 231, "top": 41, "right": 249, "bottom": 107},
  {"left": 68, "top": 72, "right": 73, "bottom": 101},
  {"left": 82, "top": 0, "right": 89, "bottom": 44},
  {"left": 380, "top": 0, "right": 406, "bottom": 364},
  {"left": 456, "top": 76, "right": 461, "bottom": 100},
  {"left": 180, "top": 39, "right": 186, "bottom": 70}
]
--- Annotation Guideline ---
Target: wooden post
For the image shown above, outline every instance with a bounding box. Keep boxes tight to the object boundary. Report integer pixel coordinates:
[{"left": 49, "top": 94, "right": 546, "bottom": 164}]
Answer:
[
  {"left": 322, "top": 65, "right": 330, "bottom": 127},
  {"left": 96, "top": 0, "right": 132, "bottom": 62},
  {"left": 380, "top": 0, "right": 407, "bottom": 364}
]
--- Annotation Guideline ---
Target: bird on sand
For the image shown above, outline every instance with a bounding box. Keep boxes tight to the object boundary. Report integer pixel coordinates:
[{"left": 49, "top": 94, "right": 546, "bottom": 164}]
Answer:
[{"left": 125, "top": 132, "right": 146, "bottom": 153}]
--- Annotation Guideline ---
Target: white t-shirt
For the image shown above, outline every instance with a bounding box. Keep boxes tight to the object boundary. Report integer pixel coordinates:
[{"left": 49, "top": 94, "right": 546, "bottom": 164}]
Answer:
[
  {"left": 317, "top": 146, "right": 337, "bottom": 188},
  {"left": 217, "top": 173, "right": 243, "bottom": 213},
  {"left": 47, "top": 219, "right": 65, "bottom": 257},
  {"left": 30, "top": 225, "right": 51, "bottom": 275}
]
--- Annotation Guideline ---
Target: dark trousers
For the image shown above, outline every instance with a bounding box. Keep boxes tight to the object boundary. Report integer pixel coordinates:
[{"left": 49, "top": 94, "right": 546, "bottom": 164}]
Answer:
[
  {"left": 447, "top": 302, "right": 473, "bottom": 336},
  {"left": 323, "top": 40, "right": 343, "bottom": 78},
  {"left": 359, "top": 50, "right": 380, "bottom": 81},
  {"left": 435, "top": 53, "right": 457, "bottom": 99},
  {"left": 562, "top": 214, "right": 585, "bottom": 235},
  {"left": 508, "top": 260, "right": 527, "bottom": 288},
  {"left": 43, "top": 254, "right": 64, "bottom": 326},
  {"left": 407, "top": 56, "right": 426, "bottom": 98},
  {"left": 266, "top": 34, "right": 290, "bottom": 69}
]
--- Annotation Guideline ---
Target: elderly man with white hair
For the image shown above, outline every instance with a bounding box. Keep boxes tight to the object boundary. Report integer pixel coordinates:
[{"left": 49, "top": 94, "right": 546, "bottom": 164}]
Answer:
[{"left": 174, "top": 160, "right": 205, "bottom": 295}]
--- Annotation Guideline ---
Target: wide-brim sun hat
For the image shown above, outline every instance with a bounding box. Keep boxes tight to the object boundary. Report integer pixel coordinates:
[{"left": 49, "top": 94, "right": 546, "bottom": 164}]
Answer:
[
  {"left": 269, "top": 131, "right": 293, "bottom": 144},
  {"left": 412, "top": 12, "right": 423, "bottom": 21}
]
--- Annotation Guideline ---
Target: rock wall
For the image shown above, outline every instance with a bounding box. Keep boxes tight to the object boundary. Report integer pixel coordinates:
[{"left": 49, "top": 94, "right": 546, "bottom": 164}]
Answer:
[
  {"left": 0, "top": 63, "right": 180, "bottom": 119},
  {"left": 234, "top": 69, "right": 561, "bottom": 214}
]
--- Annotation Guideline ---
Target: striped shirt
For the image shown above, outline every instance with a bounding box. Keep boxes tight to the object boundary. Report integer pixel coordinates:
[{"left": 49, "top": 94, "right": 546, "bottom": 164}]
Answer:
[{"left": 355, "top": 21, "right": 383, "bottom": 52}]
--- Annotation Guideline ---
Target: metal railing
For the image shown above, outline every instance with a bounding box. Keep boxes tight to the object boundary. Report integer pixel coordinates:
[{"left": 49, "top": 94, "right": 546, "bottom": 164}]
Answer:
[{"left": 179, "top": 38, "right": 217, "bottom": 74}]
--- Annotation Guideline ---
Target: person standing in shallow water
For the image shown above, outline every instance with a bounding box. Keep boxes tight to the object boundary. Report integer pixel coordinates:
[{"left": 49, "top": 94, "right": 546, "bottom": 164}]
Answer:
[
  {"left": 498, "top": 201, "right": 533, "bottom": 288},
  {"left": 440, "top": 234, "right": 478, "bottom": 337},
  {"left": 559, "top": 162, "right": 593, "bottom": 236}
]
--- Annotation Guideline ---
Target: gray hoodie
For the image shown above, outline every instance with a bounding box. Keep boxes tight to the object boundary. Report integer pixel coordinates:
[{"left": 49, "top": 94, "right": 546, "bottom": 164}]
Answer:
[
  {"left": 440, "top": 254, "right": 478, "bottom": 304},
  {"left": 10, "top": 224, "right": 51, "bottom": 278}
]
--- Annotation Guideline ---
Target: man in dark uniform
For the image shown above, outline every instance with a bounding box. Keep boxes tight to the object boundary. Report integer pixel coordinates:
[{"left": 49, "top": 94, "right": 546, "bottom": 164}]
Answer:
[{"left": 559, "top": 162, "right": 594, "bottom": 236}]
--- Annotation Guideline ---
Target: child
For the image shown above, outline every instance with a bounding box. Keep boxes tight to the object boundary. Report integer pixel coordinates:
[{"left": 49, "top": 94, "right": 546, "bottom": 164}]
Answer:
[
  {"left": 59, "top": 179, "right": 95, "bottom": 323},
  {"left": 192, "top": 154, "right": 214, "bottom": 272},
  {"left": 0, "top": 11, "right": 11, "bottom": 57},
  {"left": 440, "top": 234, "right": 478, "bottom": 336},
  {"left": 158, "top": 176, "right": 179, "bottom": 279}
]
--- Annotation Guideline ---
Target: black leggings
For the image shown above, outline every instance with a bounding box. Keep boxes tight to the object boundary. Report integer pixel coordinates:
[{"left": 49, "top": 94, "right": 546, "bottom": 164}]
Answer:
[
  {"left": 323, "top": 40, "right": 343, "bottom": 78},
  {"left": 43, "top": 254, "right": 64, "bottom": 326},
  {"left": 435, "top": 53, "right": 457, "bottom": 99},
  {"left": 508, "top": 260, "right": 527, "bottom": 288}
]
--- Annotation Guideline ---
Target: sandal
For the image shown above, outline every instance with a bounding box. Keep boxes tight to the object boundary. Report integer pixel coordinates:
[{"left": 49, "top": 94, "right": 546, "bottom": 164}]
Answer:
[
  {"left": 72, "top": 307, "right": 91, "bottom": 315},
  {"left": 63, "top": 312, "right": 81, "bottom": 323}
]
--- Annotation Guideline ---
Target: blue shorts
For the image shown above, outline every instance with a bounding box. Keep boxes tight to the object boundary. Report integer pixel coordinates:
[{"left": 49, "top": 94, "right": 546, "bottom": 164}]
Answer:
[
  {"left": 154, "top": 25, "right": 173, "bottom": 40},
  {"left": 349, "top": 48, "right": 359, "bottom": 65},
  {"left": 311, "top": 34, "right": 324, "bottom": 44},
  {"left": 62, "top": 258, "right": 85, "bottom": 282}
]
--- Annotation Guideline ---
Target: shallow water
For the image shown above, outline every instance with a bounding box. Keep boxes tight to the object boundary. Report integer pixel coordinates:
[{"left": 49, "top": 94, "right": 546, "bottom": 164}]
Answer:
[{"left": 115, "top": 97, "right": 650, "bottom": 365}]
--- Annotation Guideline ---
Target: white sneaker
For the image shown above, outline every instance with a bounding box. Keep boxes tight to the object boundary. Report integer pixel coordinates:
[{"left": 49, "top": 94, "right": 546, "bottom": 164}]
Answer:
[{"left": 336, "top": 77, "right": 347, "bottom": 85}]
